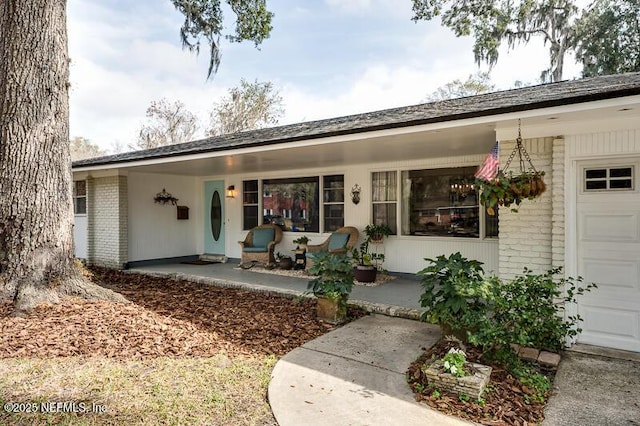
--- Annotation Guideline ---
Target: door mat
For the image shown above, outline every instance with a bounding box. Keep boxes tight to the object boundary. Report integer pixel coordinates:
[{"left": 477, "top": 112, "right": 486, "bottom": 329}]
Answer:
[{"left": 180, "top": 260, "right": 221, "bottom": 265}]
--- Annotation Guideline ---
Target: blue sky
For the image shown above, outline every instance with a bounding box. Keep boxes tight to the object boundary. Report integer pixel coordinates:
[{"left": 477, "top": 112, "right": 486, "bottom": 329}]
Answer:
[{"left": 67, "top": 0, "right": 583, "bottom": 151}]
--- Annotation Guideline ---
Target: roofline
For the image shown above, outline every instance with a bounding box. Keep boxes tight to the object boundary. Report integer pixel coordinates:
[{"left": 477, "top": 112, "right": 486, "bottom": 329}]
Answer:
[{"left": 73, "top": 77, "right": 640, "bottom": 169}]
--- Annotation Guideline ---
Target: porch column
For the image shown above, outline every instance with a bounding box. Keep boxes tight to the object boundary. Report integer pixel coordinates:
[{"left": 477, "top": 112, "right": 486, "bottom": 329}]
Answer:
[
  {"left": 498, "top": 137, "right": 554, "bottom": 279},
  {"left": 87, "top": 175, "right": 128, "bottom": 269}
]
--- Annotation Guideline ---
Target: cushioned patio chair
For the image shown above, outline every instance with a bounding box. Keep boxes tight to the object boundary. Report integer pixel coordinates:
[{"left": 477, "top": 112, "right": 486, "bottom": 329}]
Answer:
[
  {"left": 238, "top": 224, "right": 283, "bottom": 267},
  {"left": 305, "top": 226, "right": 359, "bottom": 269}
]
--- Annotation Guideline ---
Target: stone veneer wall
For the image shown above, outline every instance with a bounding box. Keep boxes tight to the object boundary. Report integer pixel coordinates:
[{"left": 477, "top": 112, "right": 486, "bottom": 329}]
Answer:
[
  {"left": 498, "top": 138, "right": 555, "bottom": 279},
  {"left": 87, "top": 176, "right": 128, "bottom": 268}
]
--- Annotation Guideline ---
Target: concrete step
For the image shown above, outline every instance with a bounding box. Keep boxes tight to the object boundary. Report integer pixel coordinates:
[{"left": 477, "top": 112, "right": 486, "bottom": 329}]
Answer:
[{"left": 199, "top": 253, "right": 227, "bottom": 263}]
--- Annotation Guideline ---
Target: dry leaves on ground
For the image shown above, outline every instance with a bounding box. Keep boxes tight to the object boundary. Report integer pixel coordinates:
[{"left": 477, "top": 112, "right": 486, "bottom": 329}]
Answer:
[
  {"left": 0, "top": 267, "right": 366, "bottom": 359},
  {"left": 407, "top": 340, "right": 553, "bottom": 426}
]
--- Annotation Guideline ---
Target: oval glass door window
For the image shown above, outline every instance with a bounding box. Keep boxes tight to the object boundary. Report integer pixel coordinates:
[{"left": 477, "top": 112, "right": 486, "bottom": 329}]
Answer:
[{"left": 211, "top": 191, "right": 222, "bottom": 241}]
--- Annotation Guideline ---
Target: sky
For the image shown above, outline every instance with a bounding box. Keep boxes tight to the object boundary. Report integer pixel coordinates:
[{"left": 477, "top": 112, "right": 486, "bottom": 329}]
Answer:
[{"left": 67, "top": 0, "right": 584, "bottom": 152}]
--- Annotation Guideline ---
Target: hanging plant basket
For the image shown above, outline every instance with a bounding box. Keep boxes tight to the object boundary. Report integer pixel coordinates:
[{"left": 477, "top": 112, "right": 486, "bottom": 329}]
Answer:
[
  {"left": 477, "top": 170, "right": 546, "bottom": 215},
  {"left": 475, "top": 120, "right": 546, "bottom": 215}
]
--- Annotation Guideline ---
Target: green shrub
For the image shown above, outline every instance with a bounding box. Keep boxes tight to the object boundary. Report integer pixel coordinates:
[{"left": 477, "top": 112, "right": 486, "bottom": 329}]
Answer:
[
  {"left": 418, "top": 254, "right": 597, "bottom": 354},
  {"left": 469, "top": 267, "right": 597, "bottom": 352},
  {"left": 307, "top": 251, "right": 354, "bottom": 301},
  {"left": 417, "top": 252, "right": 496, "bottom": 338}
]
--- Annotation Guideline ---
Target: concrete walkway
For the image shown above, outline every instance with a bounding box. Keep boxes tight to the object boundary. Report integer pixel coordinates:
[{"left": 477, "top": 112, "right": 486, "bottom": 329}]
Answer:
[
  {"left": 543, "top": 351, "right": 640, "bottom": 425},
  {"left": 268, "top": 315, "right": 471, "bottom": 426}
]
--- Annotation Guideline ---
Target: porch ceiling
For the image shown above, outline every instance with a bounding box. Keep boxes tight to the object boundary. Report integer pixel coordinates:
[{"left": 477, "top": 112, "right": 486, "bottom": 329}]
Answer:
[{"left": 115, "top": 123, "right": 496, "bottom": 176}]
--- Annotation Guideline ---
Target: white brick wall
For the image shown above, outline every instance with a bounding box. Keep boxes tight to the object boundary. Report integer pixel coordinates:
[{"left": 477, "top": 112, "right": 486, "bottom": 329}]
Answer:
[
  {"left": 498, "top": 138, "right": 554, "bottom": 278},
  {"left": 87, "top": 176, "right": 128, "bottom": 268},
  {"left": 551, "top": 138, "right": 565, "bottom": 270}
]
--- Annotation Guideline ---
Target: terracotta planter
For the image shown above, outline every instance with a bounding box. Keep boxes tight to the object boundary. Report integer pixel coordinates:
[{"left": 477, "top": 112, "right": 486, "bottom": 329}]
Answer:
[
  {"left": 316, "top": 296, "right": 347, "bottom": 324},
  {"left": 353, "top": 265, "right": 377, "bottom": 283}
]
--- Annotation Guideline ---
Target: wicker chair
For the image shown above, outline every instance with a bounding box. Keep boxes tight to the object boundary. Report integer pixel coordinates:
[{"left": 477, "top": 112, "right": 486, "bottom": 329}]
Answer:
[
  {"left": 305, "top": 226, "right": 359, "bottom": 269},
  {"left": 238, "top": 224, "right": 283, "bottom": 267}
]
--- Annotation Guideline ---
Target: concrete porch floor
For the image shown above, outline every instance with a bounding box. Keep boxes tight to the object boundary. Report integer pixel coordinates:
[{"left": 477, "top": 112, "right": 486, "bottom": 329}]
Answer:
[{"left": 128, "top": 260, "right": 425, "bottom": 319}]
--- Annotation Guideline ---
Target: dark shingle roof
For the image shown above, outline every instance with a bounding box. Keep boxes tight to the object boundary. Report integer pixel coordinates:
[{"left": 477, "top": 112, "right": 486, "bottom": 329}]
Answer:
[{"left": 73, "top": 72, "right": 640, "bottom": 168}]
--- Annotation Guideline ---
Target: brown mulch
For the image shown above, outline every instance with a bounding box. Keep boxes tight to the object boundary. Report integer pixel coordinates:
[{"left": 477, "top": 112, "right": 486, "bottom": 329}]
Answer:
[
  {"left": 407, "top": 340, "right": 554, "bottom": 426},
  {"left": 0, "top": 267, "right": 366, "bottom": 359}
]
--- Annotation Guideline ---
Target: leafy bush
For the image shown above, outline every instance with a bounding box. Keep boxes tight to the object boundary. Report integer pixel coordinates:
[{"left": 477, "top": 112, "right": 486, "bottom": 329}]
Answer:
[
  {"left": 307, "top": 251, "right": 354, "bottom": 301},
  {"left": 419, "top": 253, "right": 596, "bottom": 353},
  {"left": 469, "top": 267, "right": 597, "bottom": 352},
  {"left": 417, "top": 252, "right": 496, "bottom": 338}
]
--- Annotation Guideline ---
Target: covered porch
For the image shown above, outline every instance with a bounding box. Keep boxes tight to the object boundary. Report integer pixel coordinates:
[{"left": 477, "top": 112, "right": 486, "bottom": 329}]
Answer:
[{"left": 127, "top": 260, "right": 425, "bottom": 318}]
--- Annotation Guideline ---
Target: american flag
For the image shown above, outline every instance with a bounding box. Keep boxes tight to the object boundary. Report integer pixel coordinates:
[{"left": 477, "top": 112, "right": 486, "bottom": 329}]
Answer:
[{"left": 474, "top": 142, "right": 499, "bottom": 181}]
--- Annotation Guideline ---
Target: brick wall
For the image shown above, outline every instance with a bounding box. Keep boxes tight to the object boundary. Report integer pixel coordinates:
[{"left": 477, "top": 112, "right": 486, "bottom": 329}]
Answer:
[
  {"left": 87, "top": 176, "right": 128, "bottom": 268},
  {"left": 551, "top": 138, "right": 565, "bottom": 270},
  {"left": 498, "top": 138, "right": 554, "bottom": 278}
]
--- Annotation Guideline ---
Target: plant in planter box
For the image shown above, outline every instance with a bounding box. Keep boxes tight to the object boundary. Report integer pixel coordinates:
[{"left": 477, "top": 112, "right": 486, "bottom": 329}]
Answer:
[
  {"left": 418, "top": 252, "right": 497, "bottom": 341},
  {"left": 307, "top": 251, "right": 354, "bottom": 324},
  {"left": 441, "top": 348, "right": 467, "bottom": 377}
]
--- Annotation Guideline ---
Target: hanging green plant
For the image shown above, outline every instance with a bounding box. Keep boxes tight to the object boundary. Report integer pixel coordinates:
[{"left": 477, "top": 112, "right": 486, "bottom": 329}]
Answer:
[
  {"left": 475, "top": 171, "right": 546, "bottom": 215},
  {"left": 476, "top": 120, "right": 547, "bottom": 215}
]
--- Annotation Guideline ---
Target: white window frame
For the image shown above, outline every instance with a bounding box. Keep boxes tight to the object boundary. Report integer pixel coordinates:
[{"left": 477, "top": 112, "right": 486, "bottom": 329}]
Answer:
[{"left": 73, "top": 180, "right": 87, "bottom": 215}]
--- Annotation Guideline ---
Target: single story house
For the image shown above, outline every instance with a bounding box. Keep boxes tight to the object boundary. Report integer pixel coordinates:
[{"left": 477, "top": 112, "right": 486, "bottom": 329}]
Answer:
[{"left": 72, "top": 72, "right": 640, "bottom": 353}]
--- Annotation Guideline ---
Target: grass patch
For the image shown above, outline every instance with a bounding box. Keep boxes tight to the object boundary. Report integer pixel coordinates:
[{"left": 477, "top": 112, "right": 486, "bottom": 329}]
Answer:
[{"left": 0, "top": 354, "right": 277, "bottom": 425}]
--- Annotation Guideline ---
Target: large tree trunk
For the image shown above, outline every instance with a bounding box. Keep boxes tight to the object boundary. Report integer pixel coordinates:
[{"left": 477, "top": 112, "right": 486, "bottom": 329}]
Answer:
[{"left": 0, "top": 0, "right": 126, "bottom": 312}]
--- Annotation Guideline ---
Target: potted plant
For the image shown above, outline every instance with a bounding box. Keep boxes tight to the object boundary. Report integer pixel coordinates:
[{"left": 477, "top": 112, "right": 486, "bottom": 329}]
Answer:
[
  {"left": 292, "top": 235, "right": 310, "bottom": 250},
  {"left": 351, "top": 246, "right": 377, "bottom": 283},
  {"left": 364, "top": 223, "right": 392, "bottom": 243},
  {"left": 475, "top": 170, "right": 546, "bottom": 215},
  {"left": 276, "top": 252, "right": 293, "bottom": 270},
  {"left": 307, "top": 251, "right": 354, "bottom": 324}
]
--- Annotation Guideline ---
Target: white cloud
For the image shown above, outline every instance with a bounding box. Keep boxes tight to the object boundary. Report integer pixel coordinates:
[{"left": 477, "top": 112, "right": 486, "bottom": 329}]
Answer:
[{"left": 66, "top": 0, "right": 585, "bottom": 153}]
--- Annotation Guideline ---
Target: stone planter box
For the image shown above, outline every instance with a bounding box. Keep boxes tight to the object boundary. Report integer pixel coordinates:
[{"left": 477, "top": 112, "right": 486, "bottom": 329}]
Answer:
[{"left": 422, "top": 360, "right": 492, "bottom": 399}]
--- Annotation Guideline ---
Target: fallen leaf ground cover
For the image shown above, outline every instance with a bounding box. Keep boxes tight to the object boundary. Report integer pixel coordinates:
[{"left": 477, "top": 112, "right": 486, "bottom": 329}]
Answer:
[{"left": 0, "top": 267, "right": 364, "bottom": 425}]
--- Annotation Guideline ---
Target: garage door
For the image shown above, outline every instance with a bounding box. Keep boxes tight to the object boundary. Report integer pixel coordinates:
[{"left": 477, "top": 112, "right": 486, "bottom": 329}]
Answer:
[{"left": 576, "top": 161, "right": 640, "bottom": 352}]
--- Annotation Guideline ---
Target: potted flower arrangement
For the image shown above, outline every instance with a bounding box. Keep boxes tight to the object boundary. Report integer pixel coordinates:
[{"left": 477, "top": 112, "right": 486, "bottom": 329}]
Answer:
[
  {"left": 475, "top": 170, "right": 546, "bottom": 215},
  {"left": 441, "top": 348, "right": 467, "bottom": 377},
  {"left": 307, "top": 251, "right": 354, "bottom": 324}
]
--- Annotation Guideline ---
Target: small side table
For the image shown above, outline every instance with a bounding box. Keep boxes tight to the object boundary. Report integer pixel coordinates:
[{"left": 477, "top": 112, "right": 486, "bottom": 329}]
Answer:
[{"left": 293, "top": 249, "right": 306, "bottom": 270}]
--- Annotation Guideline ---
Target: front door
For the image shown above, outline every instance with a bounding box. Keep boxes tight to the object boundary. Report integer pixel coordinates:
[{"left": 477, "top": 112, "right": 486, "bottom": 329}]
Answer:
[{"left": 204, "top": 180, "right": 225, "bottom": 255}]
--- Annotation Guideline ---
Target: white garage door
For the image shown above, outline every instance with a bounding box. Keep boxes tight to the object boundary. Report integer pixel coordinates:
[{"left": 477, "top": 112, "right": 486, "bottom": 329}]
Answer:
[{"left": 576, "top": 161, "right": 640, "bottom": 352}]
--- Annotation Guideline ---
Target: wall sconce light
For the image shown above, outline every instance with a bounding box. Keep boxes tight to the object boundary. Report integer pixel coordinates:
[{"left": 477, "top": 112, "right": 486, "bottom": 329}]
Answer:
[
  {"left": 351, "top": 184, "right": 361, "bottom": 205},
  {"left": 226, "top": 185, "right": 236, "bottom": 198}
]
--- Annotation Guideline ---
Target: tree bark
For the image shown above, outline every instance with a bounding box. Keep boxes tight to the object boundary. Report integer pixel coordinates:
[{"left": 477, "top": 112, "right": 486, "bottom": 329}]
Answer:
[{"left": 0, "top": 0, "right": 126, "bottom": 312}]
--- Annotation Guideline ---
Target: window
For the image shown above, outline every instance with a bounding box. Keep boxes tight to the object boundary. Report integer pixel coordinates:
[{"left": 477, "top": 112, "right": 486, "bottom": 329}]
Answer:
[
  {"left": 263, "top": 177, "right": 319, "bottom": 232},
  {"left": 73, "top": 181, "right": 87, "bottom": 215},
  {"left": 584, "top": 166, "right": 634, "bottom": 191},
  {"left": 372, "top": 171, "right": 397, "bottom": 234},
  {"left": 401, "top": 167, "right": 479, "bottom": 238},
  {"left": 242, "top": 180, "right": 259, "bottom": 230},
  {"left": 323, "top": 175, "right": 344, "bottom": 231}
]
